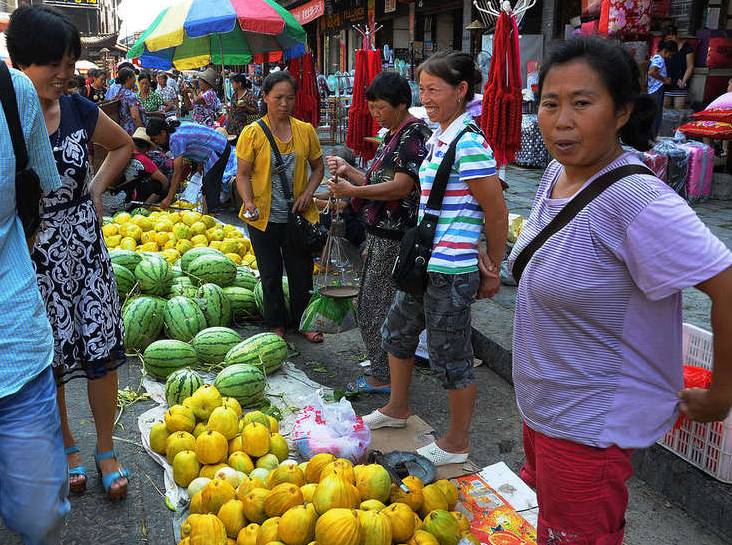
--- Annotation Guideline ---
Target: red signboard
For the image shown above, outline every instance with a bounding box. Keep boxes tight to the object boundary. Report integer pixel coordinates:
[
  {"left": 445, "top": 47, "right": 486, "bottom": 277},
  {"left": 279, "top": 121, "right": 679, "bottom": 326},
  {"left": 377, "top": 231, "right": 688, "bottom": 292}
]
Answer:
[{"left": 290, "top": 0, "right": 325, "bottom": 25}]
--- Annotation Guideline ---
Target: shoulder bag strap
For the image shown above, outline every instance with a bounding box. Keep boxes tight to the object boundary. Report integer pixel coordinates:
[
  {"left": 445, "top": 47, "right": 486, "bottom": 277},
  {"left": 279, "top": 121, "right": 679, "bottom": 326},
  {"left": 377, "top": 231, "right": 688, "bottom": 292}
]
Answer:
[
  {"left": 257, "top": 118, "right": 293, "bottom": 203},
  {"left": 511, "top": 163, "right": 654, "bottom": 283},
  {"left": 0, "top": 63, "right": 29, "bottom": 172},
  {"left": 424, "top": 125, "right": 474, "bottom": 212}
]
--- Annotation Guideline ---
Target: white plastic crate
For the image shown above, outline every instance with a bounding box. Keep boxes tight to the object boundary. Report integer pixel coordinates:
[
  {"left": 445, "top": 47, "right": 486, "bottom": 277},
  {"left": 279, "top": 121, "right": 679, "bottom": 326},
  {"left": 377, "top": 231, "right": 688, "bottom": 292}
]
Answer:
[{"left": 658, "top": 323, "right": 732, "bottom": 483}]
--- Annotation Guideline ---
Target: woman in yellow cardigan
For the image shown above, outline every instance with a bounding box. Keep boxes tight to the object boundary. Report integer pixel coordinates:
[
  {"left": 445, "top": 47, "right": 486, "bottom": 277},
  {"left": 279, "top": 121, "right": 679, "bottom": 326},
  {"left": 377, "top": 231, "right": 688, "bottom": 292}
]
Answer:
[{"left": 236, "top": 71, "right": 325, "bottom": 342}]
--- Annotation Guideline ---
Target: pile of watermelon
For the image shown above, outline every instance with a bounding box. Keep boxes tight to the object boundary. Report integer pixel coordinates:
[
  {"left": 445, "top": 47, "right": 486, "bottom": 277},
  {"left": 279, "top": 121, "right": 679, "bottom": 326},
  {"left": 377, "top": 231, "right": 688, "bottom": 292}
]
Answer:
[{"left": 111, "top": 248, "right": 263, "bottom": 351}]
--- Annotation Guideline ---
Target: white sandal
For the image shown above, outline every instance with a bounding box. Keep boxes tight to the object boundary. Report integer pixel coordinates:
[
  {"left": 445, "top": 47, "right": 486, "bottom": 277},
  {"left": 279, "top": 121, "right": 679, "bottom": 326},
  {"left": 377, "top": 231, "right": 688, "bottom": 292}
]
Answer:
[
  {"left": 362, "top": 409, "right": 408, "bottom": 430},
  {"left": 417, "top": 442, "right": 469, "bottom": 466}
]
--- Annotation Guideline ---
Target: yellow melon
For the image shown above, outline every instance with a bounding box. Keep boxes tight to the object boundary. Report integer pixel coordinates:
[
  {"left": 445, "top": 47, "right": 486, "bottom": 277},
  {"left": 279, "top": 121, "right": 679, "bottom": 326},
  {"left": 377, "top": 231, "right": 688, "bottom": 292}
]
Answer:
[
  {"left": 173, "top": 450, "right": 201, "bottom": 488},
  {"left": 201, "top": 479, "right": 237, "bottom": 515},
  {"left": 382, "top": 503, "right": 415, "bottom": 543},
  {"left": 278, "top": 504, "right": 317, "bottom": 545},
  {"left": 242, "top": 488, "right": 269, "bottom": 524},
  {"left": 419, "top": 484, "right": 448, "bottom": 518},
  {"left": 314, "top": 508, "right": 361, "bottom": 545},
  {"left": 268, "top": 464, "right": 305, "bottom": 488},
  {"left": 218, "top": 499, "right": 246, "bottom": 539},
  {"left": 304, "top": 453, "right": 335, "bottom": 483},
  {"left": 320, "top": 459, "right": 355, "bottom": 485},
  {"left": 434, "top": 480, "right": 458, "bottom": 510},
  {"left": 190, "top": 384, "right": 223, "bottom": 421},
  {"left": 358, "top": 510, "right": 392, "bottom": 545},
  {"left": 149, "top": 422, "right": 170, "bottom": 455},
  {"left": 229, "top": 451, "right": 255, "bottom": 474},
  {"left": 242, "top": 422, "right": 270, "bottom": 457},
  {"left": 208, "top": 406, "right": 240, "bottom": 440},
  {"left": 256, "top": 516, "right": 281, "bottom": 545},
  {"left": 236, "top": 523, "right": 260, "bottom": 545},
  {"left": 165, "top": 431, "right": 196, "bottom": 464},
  {"left": 355, "top": 464, "right": 391, "bottom": 503},
  {"left": 264, "top": 483, "right": 304, "bottom": 518},
  {"left": 196, "top": 430, "right": 229, "bottom": 465}
]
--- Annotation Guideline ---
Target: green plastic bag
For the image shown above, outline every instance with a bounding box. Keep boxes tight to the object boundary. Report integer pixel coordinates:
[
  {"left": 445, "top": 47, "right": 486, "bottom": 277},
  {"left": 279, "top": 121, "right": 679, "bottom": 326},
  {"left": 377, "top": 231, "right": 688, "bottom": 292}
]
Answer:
[{"left": 299, "top": 290, "right": 357, "bottom": 334}]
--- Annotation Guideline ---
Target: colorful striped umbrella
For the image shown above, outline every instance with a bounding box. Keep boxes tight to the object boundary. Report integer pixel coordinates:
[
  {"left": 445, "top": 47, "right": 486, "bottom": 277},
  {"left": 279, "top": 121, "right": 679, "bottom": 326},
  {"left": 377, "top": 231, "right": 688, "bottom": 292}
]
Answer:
[{"left": 127, "top": 0, "right": 307, "bottom": 70}]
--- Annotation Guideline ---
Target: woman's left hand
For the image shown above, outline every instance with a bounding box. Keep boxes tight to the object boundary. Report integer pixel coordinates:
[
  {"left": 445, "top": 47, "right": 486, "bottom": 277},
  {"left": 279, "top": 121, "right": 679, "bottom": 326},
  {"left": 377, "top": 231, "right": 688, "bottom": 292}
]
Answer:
[
  {"left": 292, "top": 190, "right": 314, "bottom": 214},
  {"left": 327, "top": 177, "right": 355, "bottom": 198},
  {"left": 679, "top": 388, "right": 732, "bottom": 423}
]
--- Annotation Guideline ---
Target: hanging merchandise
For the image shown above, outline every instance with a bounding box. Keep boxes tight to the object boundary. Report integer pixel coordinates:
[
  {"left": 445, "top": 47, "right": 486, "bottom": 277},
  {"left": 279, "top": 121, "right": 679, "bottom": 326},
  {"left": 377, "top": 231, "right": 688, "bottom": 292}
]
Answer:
[
  {"left": 480, "top": 11, "right": 522, "bottom": 167},
  {"left": 315, "top": 196, "right": 362, "bottom": 299},
  {"left": 346, "top": 48, "right": 382, "bottom": 161},
  {"left": 598, "top": 0, "right": 651, "bottom": 37},
  {"left": 288, "top": 52, "right": 320, "bottom": 128}
]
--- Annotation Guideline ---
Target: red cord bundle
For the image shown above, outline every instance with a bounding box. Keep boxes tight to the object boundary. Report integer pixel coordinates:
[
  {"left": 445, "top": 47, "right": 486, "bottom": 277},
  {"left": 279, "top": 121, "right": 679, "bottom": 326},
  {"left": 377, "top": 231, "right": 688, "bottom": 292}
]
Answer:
[
  {"left": 479, "top": 11, "right": 522, "bottom": 166},
  {"left": 346, "top": 49, "right": 381, "bottom": 161},
  {"left": 288, "top": 53, "right": 320, "bottom": 128},
  {"left": 673, "top": 365, "right": 714, "bottom": 430}
]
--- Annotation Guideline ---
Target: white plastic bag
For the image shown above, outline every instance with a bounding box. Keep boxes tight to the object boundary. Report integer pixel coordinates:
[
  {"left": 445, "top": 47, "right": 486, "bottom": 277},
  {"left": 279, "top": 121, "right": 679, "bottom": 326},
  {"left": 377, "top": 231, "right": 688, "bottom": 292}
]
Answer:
[
  {"left": 181, "top": 171, "right": 203, "bottom": 204},
  {"left": 291, "top": 391, "right": 370, "bottom": 462}
]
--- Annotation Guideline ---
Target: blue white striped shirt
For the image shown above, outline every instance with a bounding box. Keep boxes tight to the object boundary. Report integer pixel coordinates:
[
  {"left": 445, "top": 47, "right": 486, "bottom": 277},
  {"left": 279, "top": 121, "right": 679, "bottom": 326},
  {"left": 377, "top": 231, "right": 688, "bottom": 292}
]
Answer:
[{"left": 0, "top": 69, "right": 61, "bottom": 398}]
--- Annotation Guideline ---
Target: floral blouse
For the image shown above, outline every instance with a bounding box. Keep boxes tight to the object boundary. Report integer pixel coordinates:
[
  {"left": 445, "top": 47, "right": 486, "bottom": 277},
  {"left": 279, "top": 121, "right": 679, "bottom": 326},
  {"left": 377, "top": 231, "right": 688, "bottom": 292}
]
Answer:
[
  {"left": 114, "top": 87, "right": 143, "bottom": 135},
  {"left": 225, "top": 89, "right": 259, "bottom": 137},
  {"left": 138, "top": 90, "right": 163, "bottom": 114},
  {"left": 192, "top": 88, "right": 221, "bottom": 127},
  {"left": 352, "top": 119, "right": 431, "bottom": 235}
]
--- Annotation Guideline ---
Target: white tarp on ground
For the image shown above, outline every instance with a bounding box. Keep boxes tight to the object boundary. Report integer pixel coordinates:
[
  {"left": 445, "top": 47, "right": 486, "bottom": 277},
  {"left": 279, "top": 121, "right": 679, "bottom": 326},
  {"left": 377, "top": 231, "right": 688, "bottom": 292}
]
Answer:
[{"left": 137, "top": 362, "right": 331, "bottom": 513}]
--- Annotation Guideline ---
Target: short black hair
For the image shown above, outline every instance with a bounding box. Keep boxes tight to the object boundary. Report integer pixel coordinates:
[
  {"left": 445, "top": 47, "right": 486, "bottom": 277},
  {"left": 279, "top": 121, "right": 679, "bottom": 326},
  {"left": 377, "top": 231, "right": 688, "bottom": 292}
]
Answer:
[
  {"left": 118, "top": 61, "right": 139, "bottom": 74},
  {"left": 417, "top": 51, "right": 482, "bottom": 102},
  {"left": 365, "top": 72, "right": 412, "bottom": 108},
  {"left": 146, "top": 117, "right": 180, "bottom": 136},
  {"left": 6, "top": 5, "right": 81, "bottom": 68},
  {"left": 539, "top": 36, "right": 656, "bottom": 151},
  {"left": 156, "top": 72, "right": 168, "bottom": 81},
  {"left": 138, "top": 71, "right": 153, "bottom": 82},
  {"left": 116, "top": 67, "right": 136, "bottom": 85},
  {"left": 231, "top": 73, "right": 252, "bottom": 88},
  {"left": 658, "top": 40, "right": 678, "bottom": 54},
  {"left": 262, "top": 71, "right": 297, "bottom": 94}
]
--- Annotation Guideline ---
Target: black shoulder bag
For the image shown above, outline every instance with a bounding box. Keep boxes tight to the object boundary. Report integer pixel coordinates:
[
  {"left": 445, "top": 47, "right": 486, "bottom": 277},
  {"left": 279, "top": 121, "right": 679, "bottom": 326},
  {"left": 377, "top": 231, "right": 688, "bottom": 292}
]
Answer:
[
  {"left": 0, "top": 63, "right": 44, "bottom": 247},
  {"left": 511, "top": 164, "right": 654, "bottom": 283},
  {"left": 257, "top": 119, "right": 326, "bottom": 255},
  {"left": 391, "top": 125, "right": 475, "bottom": 296}
]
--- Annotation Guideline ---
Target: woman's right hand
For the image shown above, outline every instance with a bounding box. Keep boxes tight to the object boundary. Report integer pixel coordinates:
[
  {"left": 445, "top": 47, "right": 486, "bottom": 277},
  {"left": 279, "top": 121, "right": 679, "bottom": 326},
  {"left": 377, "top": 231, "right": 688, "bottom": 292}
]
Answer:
[{"left": 326, "top": 155, "right": 350, "bottom": 178}]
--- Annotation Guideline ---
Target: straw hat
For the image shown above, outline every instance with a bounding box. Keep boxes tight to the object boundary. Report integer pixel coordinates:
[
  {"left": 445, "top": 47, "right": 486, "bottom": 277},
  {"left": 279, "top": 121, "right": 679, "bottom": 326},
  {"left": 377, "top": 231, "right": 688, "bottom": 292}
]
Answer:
[
  {"left": 132, "top": 127, "right": 156, "bottom": 148},
  {"left": 197, "top": 67, "right": 219, "bottom": 88},
  {"left": 215, "top": 126, "right": 238, "bottom": 142}
]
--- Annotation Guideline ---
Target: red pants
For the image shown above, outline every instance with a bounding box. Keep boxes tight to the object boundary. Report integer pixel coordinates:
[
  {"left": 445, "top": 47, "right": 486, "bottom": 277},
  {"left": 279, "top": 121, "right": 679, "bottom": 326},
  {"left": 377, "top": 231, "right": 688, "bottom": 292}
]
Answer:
[{"left": 520, "top": 423, "right": 633, "bottom": 545}]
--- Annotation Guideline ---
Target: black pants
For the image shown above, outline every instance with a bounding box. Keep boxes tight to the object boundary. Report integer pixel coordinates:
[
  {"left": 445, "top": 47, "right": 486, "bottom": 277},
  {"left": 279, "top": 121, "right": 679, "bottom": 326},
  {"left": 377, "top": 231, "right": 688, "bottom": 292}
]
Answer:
[
  {"left": 248, "top": 221, "right": 313, "bottom": 329},
  {"left": 650, "top": 87, "right": 665, "bottom": 138},
  {"left": 202, "top": 143, "right": 231, "bottom": 211}
]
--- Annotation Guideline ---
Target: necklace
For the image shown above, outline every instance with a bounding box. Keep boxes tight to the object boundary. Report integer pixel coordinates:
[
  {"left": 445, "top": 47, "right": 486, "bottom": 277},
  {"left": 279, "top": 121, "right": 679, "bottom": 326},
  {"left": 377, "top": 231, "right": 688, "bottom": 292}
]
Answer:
[{"left": 52, "top": 119, "right": 63, "bottom": 153}]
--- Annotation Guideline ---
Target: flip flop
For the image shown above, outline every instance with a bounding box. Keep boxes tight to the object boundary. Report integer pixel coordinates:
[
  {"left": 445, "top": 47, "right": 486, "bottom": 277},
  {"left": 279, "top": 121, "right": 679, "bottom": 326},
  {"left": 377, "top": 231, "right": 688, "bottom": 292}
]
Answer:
[
  {"left": 363, "top": 409, "right": 408, "bottom": 430},
  {"left": 416, "top": 442, "right": 469, "bottom": 466},
  {"left": 301, "top": 331, "right": 324, "bottom": 343},
  {"left": 346, "top": 376, "right": 391, "bottom": 394}
]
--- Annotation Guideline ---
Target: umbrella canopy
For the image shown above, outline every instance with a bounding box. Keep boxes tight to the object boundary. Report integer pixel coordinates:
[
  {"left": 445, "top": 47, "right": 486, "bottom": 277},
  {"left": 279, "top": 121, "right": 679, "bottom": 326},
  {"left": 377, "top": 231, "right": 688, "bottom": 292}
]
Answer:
[{"left": 127, "top": 0, "right": 307, "bottom": 70}]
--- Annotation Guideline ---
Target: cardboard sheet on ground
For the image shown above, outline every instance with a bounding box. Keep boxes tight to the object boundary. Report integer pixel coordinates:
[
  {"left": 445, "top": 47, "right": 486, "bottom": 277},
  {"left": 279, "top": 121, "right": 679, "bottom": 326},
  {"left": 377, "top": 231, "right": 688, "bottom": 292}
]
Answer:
[{"left": 369, "top": 415, "right": 480, "bottom": 480}]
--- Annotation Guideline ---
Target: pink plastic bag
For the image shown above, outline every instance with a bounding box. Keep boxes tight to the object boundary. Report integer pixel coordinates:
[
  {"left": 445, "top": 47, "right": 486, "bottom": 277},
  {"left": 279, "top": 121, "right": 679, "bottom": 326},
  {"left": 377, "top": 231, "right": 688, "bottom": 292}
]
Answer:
[
  {"left": 291, "top": 394, "right": 371, "bottom": 462},
  {"left": 680, "top": 141, "right": 714, "bottom": 201}
]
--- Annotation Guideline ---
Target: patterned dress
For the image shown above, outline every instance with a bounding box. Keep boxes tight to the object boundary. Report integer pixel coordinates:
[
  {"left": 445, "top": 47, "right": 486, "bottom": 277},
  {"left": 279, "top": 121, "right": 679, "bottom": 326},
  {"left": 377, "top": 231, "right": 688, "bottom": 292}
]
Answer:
[
  {"left": 352, "top": 119, "right": 431, "bottom": 383},
  {"left": 32, "top": 94, "right": 125, "bottom": 384},
  {"left": 137, "top": 90, "right": 163, "bottom": 115},
  {"left": 192, "top": 89, "right": 221, "bottom": 127},
  {"left": 115, "top": 87, "right": 144, "bottom": 135},
  {"left": 225, "top": 89, "right": 259, "bottom": 137}
]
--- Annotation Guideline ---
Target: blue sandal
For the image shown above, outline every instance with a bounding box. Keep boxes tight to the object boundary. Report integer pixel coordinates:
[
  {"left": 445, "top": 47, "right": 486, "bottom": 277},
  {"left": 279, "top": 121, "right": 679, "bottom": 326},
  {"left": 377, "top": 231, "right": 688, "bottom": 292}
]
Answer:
[
  {"left": 346, "top": 375, "right": 391, "bottom": 394},
  {"left": 65, "top": 445, "right": 87, "bottom": 494},
  {"left": 94, "top": 449, "right": 130, "bottom": 500}
]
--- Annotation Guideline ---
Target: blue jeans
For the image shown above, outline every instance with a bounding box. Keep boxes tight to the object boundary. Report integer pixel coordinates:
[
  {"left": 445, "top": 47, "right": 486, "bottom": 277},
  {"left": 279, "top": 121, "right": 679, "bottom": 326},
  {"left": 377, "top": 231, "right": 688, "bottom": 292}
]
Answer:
[{"left": 0, "top": 367, "right": 69, "bottom": 545}]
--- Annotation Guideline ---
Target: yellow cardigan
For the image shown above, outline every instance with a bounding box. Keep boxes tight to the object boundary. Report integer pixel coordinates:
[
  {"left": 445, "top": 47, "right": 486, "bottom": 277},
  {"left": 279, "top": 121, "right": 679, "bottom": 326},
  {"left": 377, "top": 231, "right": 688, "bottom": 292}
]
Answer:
[{"left": 236, "top": 116, "right": 322, "bottom": 231}]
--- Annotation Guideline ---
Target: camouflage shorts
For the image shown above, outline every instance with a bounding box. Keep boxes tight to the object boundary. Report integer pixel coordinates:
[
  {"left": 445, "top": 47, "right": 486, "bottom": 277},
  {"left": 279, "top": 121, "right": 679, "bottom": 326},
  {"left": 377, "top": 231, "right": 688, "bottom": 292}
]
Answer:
[{"left": 381, "top": 271, "right": 480, "bottom": 389}]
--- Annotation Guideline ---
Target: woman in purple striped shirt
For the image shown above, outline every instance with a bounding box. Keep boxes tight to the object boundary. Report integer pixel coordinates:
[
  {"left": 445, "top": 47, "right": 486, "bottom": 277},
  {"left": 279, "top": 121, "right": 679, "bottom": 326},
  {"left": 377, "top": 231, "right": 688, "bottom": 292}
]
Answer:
[{"left": 509, "top": 37, "right": 732, "bottom": 544}]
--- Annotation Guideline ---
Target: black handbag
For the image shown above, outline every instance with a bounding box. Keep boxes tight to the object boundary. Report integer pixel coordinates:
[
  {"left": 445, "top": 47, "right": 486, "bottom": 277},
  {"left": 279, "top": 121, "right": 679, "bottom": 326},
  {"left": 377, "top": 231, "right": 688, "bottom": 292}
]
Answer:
[
  {"left": 0, "top": 63, "right": 43, "bottom": 245},
  {"left": 392, "top": 126, "right": 475, "bottom": 295},
  {"left": 511, "top": 164, "right": 654, "bottom": 283},
  {"left": 257, "top": 119, "right": 326, "bottom": 254}
]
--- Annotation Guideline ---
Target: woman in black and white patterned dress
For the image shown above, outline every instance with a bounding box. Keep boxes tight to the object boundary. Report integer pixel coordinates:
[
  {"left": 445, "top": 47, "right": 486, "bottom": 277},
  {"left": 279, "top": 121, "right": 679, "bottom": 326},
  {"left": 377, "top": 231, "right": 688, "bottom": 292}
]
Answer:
[{"left": 8, "top": 5, "right": 134, "bottom": 499}]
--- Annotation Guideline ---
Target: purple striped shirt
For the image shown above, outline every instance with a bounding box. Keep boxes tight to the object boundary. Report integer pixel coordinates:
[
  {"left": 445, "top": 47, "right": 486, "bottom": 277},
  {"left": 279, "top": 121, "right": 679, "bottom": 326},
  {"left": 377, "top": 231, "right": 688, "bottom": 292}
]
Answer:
[{"left": 509, "top": 153, "right": 732, "bottom": 449}]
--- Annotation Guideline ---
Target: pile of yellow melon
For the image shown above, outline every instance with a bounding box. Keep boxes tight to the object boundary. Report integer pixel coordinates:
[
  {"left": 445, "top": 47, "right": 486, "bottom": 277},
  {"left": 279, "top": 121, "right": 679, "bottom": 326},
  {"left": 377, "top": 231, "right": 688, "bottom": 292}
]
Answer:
[{"left": 102, "top": 207, "right": 257, "bottom": 269}]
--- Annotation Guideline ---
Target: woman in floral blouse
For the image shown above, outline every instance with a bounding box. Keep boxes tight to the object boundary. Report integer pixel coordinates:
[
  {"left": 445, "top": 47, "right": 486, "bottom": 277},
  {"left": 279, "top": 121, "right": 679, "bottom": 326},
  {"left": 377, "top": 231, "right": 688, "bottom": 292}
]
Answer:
[
  {"left": 183, "top": 67, "right": 221, "bottom": 127},
  {"left": 327, "top": 72, "right": 431, "bottom": 394},
  {"left": 137, "top": 71, "right": 163, "bottom": 115},
  {"left": 225, "top": 73, "right": 259, "bottom": 138},
  {"left": 113, "top": 67, "right": 144, "bottom": 135}
]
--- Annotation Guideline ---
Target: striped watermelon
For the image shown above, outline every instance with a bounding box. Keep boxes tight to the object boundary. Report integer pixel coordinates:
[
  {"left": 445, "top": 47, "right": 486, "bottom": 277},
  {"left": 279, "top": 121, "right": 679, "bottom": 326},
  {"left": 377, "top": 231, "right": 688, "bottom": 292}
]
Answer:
[
  {"left": 168, "top": 283, "right": 199, "bottom": 299},
  {"left": 196, "top": 283, "right": 231, "bottom": 327},
  {"left": 164, "top": 296, "right": 208, "bottom": 342},
  {"left": 109, "top": 249, "right": 142, "bottom": 272},
  {"left": 143, "top": 339, "right": 198, "bottom": 381},
  {"left": 164, "top": 367, "right": 204, "bottom": 406},
  {"left": 170, "top": 263, "right": 184, "bottom": 280},
  {"left": 253, "top": 277, "right": 290, "bottom": 317},
  {"left": 112, "top": 263, "right": 136, "bottom": 299},
  {"left": 232, "top": 267, "right": 258, "bottom": 291},
  {"left": 221, "top": 287, "right": 257, "bottom": 320},
  {"left": 180, "top": 247, "right": 225, "bottom": 273},
  {"left": 123, "top": 296, "right": 166, "bottom": 350},
  {"left": 187, "top": 254, "right": 237, "bottom": 287},
  {"left": 213, "top": 363, "right": 266, "bottom": 406},
  {"left": 192, "top": 327, "right": 242, "bottom": 365},
  {"left": 224, "top": 332, "right": 288, "bottom": 374},
  {"left": 135, "top": 255, "right": 173, "bottom": 296}
]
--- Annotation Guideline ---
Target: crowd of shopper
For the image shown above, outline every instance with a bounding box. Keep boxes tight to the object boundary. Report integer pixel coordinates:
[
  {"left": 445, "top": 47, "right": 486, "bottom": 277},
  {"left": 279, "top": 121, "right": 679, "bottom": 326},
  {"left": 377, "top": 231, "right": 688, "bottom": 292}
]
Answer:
[{"left": 0, "top": 4, "right": 730, "bottom": 545}]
